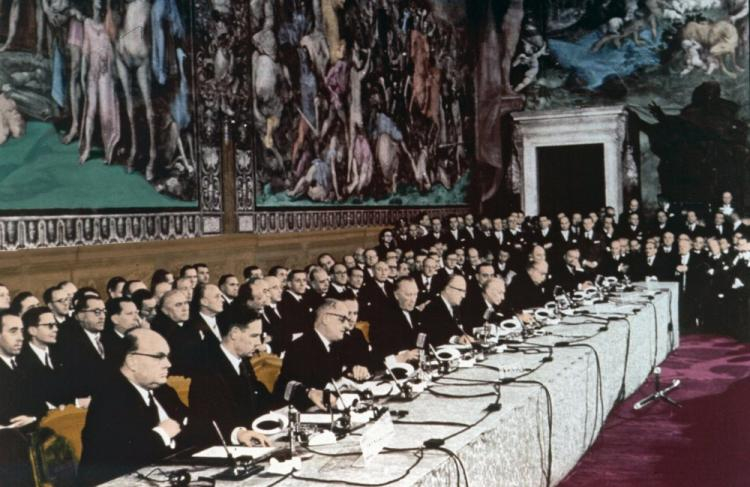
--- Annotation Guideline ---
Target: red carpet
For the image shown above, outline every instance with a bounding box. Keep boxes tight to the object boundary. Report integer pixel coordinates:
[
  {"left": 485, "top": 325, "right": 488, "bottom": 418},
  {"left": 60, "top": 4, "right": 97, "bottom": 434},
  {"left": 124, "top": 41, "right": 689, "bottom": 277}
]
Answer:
[{"left": 559, "top": 334, "right": 750, "bottom": 487}]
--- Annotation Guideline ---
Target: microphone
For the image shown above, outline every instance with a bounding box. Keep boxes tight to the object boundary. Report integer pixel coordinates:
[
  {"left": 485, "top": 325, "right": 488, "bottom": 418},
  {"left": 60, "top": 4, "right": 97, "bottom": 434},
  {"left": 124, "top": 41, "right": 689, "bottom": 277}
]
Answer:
[
  {"left": 211, "top": 420, "right": 263, "bottom": 480},
  {"left": 384, "top": 362, "right": 413, "bottom": 400},
  {"left": 416, "top": 332, "right": 427, "bottom": 349},
  {"left": 284, "top": 380, "right": 303, "bottom": 403}
]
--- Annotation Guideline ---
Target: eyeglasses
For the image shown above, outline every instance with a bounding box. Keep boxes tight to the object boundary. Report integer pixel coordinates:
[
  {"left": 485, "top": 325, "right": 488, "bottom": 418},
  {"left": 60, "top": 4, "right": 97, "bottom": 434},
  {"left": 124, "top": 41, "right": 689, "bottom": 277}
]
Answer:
[
  {"left": 52, "top": 297, "right": 71, "bottom": 304},
  {"left": 448, "top": 285, "right": 467, "bottom": 294},
  {"left": 326, "top": 312, "right": 352, "bottom": 324},
  {"left": 129, "top": 351, "right": 171, "bottom": 361},
  {"left": 38, "top": 322, "right": 58, "bottom": 329},
  {"left": 83, "top": 309, "right": 106, "bottom": 316}
]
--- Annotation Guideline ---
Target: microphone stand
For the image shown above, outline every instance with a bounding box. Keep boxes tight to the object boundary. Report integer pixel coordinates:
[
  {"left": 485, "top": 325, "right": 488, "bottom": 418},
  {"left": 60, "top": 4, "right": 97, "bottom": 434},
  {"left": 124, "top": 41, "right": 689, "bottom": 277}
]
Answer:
[
  {"left": 211, "top": 421, "right": 263, "bottom": 480},
  {"left": 633, "top": 367, "right": 681, "bottom": 410},
  {"left": 329, "top": 381, "right": 351, "bottom": 438},
  {"left": 384, "top": 363, "right": 414, "bottom": 400}
]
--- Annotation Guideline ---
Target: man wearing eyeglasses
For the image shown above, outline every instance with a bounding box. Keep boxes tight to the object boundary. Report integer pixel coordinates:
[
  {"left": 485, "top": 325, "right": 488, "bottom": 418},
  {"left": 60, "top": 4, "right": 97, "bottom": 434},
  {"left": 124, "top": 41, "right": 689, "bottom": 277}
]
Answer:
[
  {"left": 78, "top": 328, "right": 190, "bottom": 486},
  {"left": 57, "top": 295, "right": 111, "bottom": 401},
  {"left": 422, "top": 275, "right": 475, "bottom": 347},
  {"left": 17, "top": 307, "right": 70, "bottom": 408},
  {"left": 274, "top": 299, "right": 350, "bottom": 411},
  {"left": 42, "top": 285, "right": 73, "bottom": 327},
  {"left": 189, "top": 307, "right": 274, "bottom": 448}
]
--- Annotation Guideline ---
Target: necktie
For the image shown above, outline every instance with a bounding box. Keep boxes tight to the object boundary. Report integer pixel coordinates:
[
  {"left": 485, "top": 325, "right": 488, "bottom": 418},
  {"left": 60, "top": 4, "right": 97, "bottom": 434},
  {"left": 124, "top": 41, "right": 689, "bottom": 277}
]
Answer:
[
  {"left": 403, "top": 311, "right": 413, "bottom": 328},
  {"left": 10, "top": 358, "right": 17, "bottom": 370},
  {"left": 147, "top": 391, "right": 160, "bottom": 426},
  {"left": 45, "top": 352, "right": 53, "bottom": 370},
  {"left": 95, "top": 335, "right": 105, "bottom": 359}
]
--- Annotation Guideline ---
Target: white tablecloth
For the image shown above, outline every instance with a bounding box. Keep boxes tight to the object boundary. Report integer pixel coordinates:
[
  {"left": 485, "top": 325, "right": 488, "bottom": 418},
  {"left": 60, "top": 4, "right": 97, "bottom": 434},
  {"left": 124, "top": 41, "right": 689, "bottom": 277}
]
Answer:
[{"left": 104, "top": 283, "right": 679, "bottom": 487}]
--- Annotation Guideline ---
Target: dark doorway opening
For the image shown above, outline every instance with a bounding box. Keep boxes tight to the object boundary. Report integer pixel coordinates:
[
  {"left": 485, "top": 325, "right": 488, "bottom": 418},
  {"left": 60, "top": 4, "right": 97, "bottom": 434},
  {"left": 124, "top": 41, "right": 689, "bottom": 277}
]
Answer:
[{"left": 537, "top": 144, "right": 605, "bottom": 216}]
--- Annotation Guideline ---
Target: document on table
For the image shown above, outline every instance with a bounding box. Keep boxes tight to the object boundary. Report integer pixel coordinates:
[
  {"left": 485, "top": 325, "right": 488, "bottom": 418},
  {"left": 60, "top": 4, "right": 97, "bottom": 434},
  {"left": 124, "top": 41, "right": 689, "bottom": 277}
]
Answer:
[{"left": 192, "top": 446, "right": 276, "bottom": 459}]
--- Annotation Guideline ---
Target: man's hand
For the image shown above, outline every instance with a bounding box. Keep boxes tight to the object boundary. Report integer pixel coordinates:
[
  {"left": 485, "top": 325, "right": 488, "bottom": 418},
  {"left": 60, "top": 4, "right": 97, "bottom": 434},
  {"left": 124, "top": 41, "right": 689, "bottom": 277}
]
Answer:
[
  {"left": 308, "top": 388, "right": 337, "bottom": 410},
  {"left": 158, "top": 419, "right": 181, "bottom": 439},
  {"left": 396, "top": 349, "right": 420, "bottom": 363},
  {"left": 517, "top": 312, "right": 533, "bottom": 324},
  {"left": 415, "top": 301, "right": 430, "bottom": 312},
  {"left": 8, "top": 415, "right": 36, "bottom": 428},
  {"left": 457, "top": 334, "right": 475, "bottom": 345},
  {"left": 76, "top": 397, "right": 91, "bottom": 409},
  {"left": 237, "top": 429, "right": 272, "bottom": 447},
  {"left": 349, "top": 365, "right": 371, "bottom": 381},
  {"left": 676, "top": 264, "right": 688, "bottom": 273}
]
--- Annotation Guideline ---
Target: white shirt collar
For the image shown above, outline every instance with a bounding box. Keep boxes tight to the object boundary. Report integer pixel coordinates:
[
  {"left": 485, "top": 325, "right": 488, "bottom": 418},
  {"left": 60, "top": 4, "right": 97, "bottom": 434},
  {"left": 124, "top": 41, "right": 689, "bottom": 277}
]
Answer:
[
  {"left": 83, "top": 328, "right": 102, "bottom": 352},
  {"left": 288, "top": 290, "right": 303, "bottom": 301},
  {"left": 221, "top": 293, "right": 234, "bottom": 304},
  {"left": 332, "top": 283, "right": 346, "bottom": 292},
  {"left": 200, "top": 312, "right": 221, "bottom": 340},
  {"left": 315, "top": 330, "right": 332, "bottom": 353},
  {"left": 29, "top": 342, "right": 50, "bottom": 364},
  {"left": 0, "top": 354, "right": 16, "bottom": 369},
  {"left": 440, "top": 295, "right": 453, "bottom": 317},
  {"left": 126, "top": 378, "right": 168, "bottom": 422},
  {"left": 220, "top": 344, "right": 242, "bottom": 375}
]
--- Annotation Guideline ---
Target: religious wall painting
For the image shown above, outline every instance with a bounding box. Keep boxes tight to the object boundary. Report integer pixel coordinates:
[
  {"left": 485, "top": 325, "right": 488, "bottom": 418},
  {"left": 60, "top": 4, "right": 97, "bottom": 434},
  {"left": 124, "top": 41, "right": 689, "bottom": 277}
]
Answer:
[
  {"left": 0, "top": 0, "right": 200, "bottom": 211},
  {"left": 248, "top": 0, "right": 474, "bottom": 208},
  {"left": 495, "top": 0, "right": 750, "bottom": 209}
]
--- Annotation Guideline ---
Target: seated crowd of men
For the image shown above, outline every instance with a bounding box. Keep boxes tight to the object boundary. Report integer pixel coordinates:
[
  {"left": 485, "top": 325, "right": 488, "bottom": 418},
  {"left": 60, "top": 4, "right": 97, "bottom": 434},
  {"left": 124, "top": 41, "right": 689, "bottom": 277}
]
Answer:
[{"left": 2, "top": 193, "right": 750, "bottom": 484}]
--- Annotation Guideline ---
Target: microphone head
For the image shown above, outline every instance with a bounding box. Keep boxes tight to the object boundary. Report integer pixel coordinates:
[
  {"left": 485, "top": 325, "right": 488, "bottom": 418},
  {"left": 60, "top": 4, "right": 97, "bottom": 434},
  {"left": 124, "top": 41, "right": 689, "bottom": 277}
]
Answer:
[
  {"left": 416, "top": 332, "right": 427, "bottom": 349},
  {"left": 284, "top": 380, "right": 301, "bottom": 402}
]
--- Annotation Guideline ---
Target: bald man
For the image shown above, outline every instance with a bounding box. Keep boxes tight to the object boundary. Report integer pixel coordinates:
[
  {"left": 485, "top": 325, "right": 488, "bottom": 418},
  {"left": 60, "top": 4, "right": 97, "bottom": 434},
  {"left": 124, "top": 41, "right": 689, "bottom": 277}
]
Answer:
[
  {"left": 462, "top": 277, "right": 508, "bottom": 331},
  {"left": 78, "top": 329, "right": 190, "bottom": 486}
]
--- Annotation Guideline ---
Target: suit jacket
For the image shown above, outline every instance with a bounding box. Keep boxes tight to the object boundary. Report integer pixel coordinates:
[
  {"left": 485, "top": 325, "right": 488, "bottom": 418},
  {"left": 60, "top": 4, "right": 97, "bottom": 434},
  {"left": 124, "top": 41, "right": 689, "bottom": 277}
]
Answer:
[
  {"left": 358, "top": 280, "right": 393, "bottom": 323},
  {"left": 188, "top": 345, "right": 273, "bottom": 446},
  {"left": 630, "top": 254, "right": 670, "bottom": 281},
  {"left": 0, "top": 357, "right": 46, "bottom": 424},
  {"left": 175, "top": 314, "right": 220, "bottom": 376},
  {"left": 77, "top": 372, "right": 190, "bottom": 486},
  {"left": 461, "top": 295, "right": 506, "bottom": 333},
  {"left": 421, "top": 296, "right": 463, "bottom": 347},
  {"left": 101, "top": 328, "right": 128, "bottom": 369},
  {"left": 369, "top": 303, "right": 421, "bottom": 364},
  {"left": 17, "top": 344, "right": 70, "bottom": 407},
  {"left": 341, "top": 327, "right": 376, "bottom": 371},
  {"left": 552, "top": 263, "right": 591, "bottom": 293},
  {"left": 273, "top": 331, "right": 345, "bottom": 410},
  {"left": 475, "top": 229, "right": 499, "bottom": 257},
  {"left": 328, "top": 283, "right": 355, "bottom": 301},
  {"left": 151, "top": 312, "right": 181, "bottom": 341},
  {"left": 278, "top": 290, "right": 314, "bottom": 343},
  {"left": 506, "top": 271, "right": 549, "bottom": 312},
  {"left": 263, "top": 304, "right": 285, "bottom": 353},
  {"left": 444, "top": 229, "right": 466, "bottom": 252},
  {"left": 56, "top": 323, "right": 111, "bottom": 398},
  {"left": 414, "top": 273, "right": 441, "bottom": 306},
  {"left": 459, "top": 227, "right": 478, "bottom": 250},
  {"left": 419, "top": 231, "right": 447, "bottom": 251},
  {"left": 599, "top": 255, "right": 628, "bottom": 279}
]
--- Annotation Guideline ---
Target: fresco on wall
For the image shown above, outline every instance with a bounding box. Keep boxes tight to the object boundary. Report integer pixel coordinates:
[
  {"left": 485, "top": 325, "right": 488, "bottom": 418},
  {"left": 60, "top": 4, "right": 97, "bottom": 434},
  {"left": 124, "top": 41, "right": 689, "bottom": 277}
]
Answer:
[
  {"left": 497, "top": 0, "right": 750, "bottom": 208},
  {"left": 250, "top": 0, "right": 473, "bottom": 208},
  {"left": 0, "top": 0, "right": 198, "bottom": 210}
]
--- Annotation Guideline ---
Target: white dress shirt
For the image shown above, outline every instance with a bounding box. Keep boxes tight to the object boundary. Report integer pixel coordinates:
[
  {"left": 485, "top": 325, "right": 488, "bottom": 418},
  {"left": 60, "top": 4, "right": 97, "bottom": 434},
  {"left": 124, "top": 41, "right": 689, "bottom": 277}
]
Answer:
[{"left": 128, "top": 380, "right": 175, "bottom": 448}]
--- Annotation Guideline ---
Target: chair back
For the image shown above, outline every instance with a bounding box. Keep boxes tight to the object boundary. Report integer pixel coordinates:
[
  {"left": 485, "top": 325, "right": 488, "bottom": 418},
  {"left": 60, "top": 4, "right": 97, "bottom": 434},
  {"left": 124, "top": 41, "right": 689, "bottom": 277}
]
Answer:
[
  {"left": 167, "top": 375, "right": 192, "bottom": 406},
  {"left": 31, "top": 406, "right": 87, "bottom": 487},
  {"left": 252, "top": 352, "right": 282, "bottom": 392}
]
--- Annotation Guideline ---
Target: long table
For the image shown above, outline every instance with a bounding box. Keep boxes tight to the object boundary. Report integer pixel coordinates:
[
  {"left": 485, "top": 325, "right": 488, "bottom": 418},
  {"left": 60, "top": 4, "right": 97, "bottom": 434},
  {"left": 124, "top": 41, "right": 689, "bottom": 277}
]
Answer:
[{"left": 104, "top": 282, "right": 679, "bottom": 487}]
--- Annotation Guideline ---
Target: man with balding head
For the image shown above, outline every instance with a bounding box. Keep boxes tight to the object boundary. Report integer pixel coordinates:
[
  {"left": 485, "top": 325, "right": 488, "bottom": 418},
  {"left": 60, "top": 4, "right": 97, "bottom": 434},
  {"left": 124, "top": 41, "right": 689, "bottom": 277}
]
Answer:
[
  {"left": 274, "top": 299, "right": 350, "bottom": 411},
  {"left": 329, "top": 264, "right": 354, "bottom": 300},
  {"left": 422, "top": 275, "right": 474, "bottom": 347},
  {"left": 305, "top": 267, "right": 330, "bottom": 312},
  {"left": 262, "top": 276, "right": 285, "bottom": 353},
  {"left": 78, "top": 329, "right": 190, "bottom": 486},
  {"left": 187, "top": 284, "right": 224, "bottom": 347},
  {"left": 506, "top": 261, "right": 550, "bottom": 312}
]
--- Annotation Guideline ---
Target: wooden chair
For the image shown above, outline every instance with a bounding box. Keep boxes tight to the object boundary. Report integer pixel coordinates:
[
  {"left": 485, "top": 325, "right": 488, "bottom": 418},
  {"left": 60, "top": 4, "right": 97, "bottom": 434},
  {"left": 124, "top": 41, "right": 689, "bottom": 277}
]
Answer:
[
  {"left": 30, "top": 406, "right": 87, "bottom": 487},
  {"left": 355, "top": 321, "right": 370, "bottom": 343},
  {"left": 252, "top": 352, "right": 283, "bottom": 393},
  {"left": 167, "top": 375, "right": 191, "bottom": 406}
]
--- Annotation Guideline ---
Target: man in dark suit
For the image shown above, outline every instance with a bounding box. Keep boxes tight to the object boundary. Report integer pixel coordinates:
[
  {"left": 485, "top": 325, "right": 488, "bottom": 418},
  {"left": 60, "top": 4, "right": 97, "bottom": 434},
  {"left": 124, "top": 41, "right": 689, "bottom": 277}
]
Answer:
[
  {"left": 218, "top": 274, "right": 240, "bottom": 306},
  {"left": 659, "top": 231, "right": 679, "bottom": 269},
  {"left": 579, "top": 217, "right": 604, "bottom": 268},
  {"left": 18, "top": 307, "right": 70, "bottom": 407},
  {"left": 506, "top": 261, "right": 550, "bottom": 312},
  {"left": 274, "top": 299, "right": 350, "bottom": 411},
  {"left": 552, "top": 247, "right": 591, "bottom": 292},
  {"left": 422, "top": 275, "right": 474, "bottom": 347},
  {"left": 434, "top": 251, "right": 462, "bottom": 290},
  {"left": 415, "top": 257, "right": 441, "bottom": 306},
  {"left": 631, "top": 240, "right": 670, "bottom": 281},
  {"left": 56, "top": 295, "right": 111, "bottom": 400},
  {"left": 673, "top": 237, "right": 709, "bottom": 330},
  {"left": 262, "top": 276, "right": 286, "bottom": 354},
  {"left": 462, "top": 277, "right": 508, "bottom": 332},
  {"left": 278, "top": 270, "right": 313, "bottom": 344},
  {"left": 359, "top": 261, "right": 394, "bottom": 323},
  {"left": 599, "top": 240, "right": 629, "bottom": 280},
  {"left": 77, "top": 329, "right": 190, "bottom": 486},
  {"left": 189, "top": 307, "right": 273, "bottom": 448},
  {"left": 305, "top": 268, "right": 330, "bottom": 312},
  {"left": 683, "top": 211, "right": 706, "bottom": 239},
  {"left": 329, "top": 264, "right": 355, "bottom": 300},
  {"left": 43, "top": 284, "right": 73, "bottom": 327},
  {"left": 419, "top": 217, "right": 448, "bottom": 251},
  {"left": 151, "top": 289, "right": 198, "bottom": 377},
  {"left": 459, "top": 213, "right": 478, "bottom": 249},
  {"left": 552, "top": 216, "right": 578, "bottom": 262},
  {"left": 340, "top": 298, "right": 376, "bottom": 376},
  {"left": 709, "top": 212, "right": 732, "bottom": 240},
  {"left": 103, "top": 297, "right": 141, "bottom": 367},
  {"left": 369, "top": 277, "right": 421, "bottom": 366},
  {"left": 445, "top": 215, "right": 466, "bottom": 252},
  {"left": 0, "top": 312, "right": 44, "bottom": 486}
]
